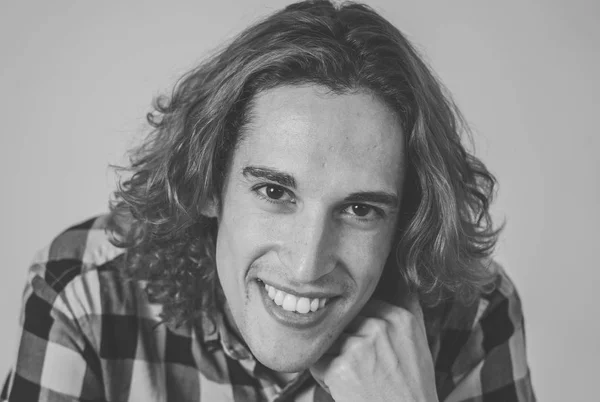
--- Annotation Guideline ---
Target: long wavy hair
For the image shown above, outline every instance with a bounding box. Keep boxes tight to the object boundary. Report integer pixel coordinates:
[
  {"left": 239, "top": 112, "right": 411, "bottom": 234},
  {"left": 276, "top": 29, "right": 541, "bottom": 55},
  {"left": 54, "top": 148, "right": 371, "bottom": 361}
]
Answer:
[{"left": 108, "top": 0, "right": 502, "bottom": 327}]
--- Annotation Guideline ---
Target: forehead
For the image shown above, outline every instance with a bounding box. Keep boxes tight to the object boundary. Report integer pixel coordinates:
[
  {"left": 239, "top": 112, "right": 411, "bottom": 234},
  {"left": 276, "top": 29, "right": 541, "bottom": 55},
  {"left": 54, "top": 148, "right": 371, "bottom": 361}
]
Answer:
[{"left": 234, "top": 85, "right": 405, "bottom": 194}]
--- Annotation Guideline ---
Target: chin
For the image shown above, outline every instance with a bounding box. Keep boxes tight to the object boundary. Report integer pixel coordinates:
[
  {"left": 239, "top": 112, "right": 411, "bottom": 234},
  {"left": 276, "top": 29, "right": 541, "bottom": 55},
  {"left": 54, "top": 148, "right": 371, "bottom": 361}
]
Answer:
[
  {"left": 248, "top": 338, "right": 329, "bottom": 372},
  {"left": 225, "top": 277, "right": 364, "bottom": 373},
  {"left": 238, "top": 309, "right": 343, "bottom": 373}
]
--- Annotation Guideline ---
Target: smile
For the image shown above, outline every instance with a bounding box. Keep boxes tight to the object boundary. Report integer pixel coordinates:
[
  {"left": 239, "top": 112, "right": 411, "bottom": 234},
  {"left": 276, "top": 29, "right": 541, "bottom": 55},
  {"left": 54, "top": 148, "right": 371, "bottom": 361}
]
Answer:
[
  {"left": 263, "top": 282, "right": 328, "bottom": 314},
  {"left": 256, "top": 280, "right": 336, "bottom": 329}
]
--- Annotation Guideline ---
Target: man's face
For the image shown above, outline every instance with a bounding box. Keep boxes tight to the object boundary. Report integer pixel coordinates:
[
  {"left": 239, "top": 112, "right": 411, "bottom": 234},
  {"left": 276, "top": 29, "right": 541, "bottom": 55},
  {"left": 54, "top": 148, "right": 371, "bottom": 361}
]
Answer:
[{"left": 212, "top": 85, "right": 405, "bottom": 372}]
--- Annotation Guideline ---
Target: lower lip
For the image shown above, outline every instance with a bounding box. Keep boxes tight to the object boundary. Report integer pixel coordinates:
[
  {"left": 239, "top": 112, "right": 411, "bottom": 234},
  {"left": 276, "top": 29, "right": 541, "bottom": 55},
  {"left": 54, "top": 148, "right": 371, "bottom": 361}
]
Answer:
[{"left": 257, "top": 281, "right": 333, "bottom": 330}]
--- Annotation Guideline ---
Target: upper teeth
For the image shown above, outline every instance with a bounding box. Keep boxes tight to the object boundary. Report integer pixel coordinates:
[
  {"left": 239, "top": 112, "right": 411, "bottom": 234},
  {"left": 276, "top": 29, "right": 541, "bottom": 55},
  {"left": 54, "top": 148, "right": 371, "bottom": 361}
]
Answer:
[{"left": 264, "top": 283, "right": 328, "bottom": 314}]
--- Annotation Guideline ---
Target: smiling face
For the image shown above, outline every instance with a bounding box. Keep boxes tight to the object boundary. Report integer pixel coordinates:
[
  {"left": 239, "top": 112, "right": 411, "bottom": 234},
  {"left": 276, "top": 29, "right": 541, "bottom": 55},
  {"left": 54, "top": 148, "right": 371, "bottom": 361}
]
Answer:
[{"left": 210, "top": 84, "right": 405, "bottom": 372}]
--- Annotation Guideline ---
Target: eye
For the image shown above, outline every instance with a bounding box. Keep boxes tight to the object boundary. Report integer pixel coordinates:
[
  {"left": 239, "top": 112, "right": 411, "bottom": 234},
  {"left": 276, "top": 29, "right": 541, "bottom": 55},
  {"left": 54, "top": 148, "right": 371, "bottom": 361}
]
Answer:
[
  {"left": 343, "top": 204, "right": 381, "bottom": 220},
  {"left": 254, "top": 184, "right": 295, "bottom": 203}
]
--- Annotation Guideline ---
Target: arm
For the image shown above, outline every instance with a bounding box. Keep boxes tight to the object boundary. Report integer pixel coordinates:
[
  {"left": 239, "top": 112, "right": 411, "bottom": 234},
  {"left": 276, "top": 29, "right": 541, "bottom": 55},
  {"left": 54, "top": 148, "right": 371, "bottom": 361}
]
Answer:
[
  {"left": 442, "top": 268, "right": 536, "bottom": 402},
  {"left": 3, "top": 256, "right": 104, "bottom": 402},
  {"left": 309, "top": 263, "right": 535, "bottom": 402}
]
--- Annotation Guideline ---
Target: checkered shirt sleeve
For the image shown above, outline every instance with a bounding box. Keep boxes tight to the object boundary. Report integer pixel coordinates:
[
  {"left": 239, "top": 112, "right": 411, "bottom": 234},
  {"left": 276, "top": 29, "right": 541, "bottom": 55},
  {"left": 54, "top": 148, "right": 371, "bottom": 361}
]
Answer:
[
  {"left": 429, "top": 262, "right": 536, "bottom": 401},
  {"left": 1, "top": 217, "right": 124, "bottom": 401}
]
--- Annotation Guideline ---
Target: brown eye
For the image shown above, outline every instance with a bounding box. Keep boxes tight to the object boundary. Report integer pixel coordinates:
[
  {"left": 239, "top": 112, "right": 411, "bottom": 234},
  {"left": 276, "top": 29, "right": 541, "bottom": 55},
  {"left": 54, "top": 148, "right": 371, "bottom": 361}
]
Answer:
[
  {"left": 351, "top": 204, "right": 371, "bottom": 217},
  {"left": 265, "top": 185, "right": 285, "bottom": 200},
  {"left": 255, "top": 184, "right": 295, "bottom": 204},
  {"left": 342, "top": 203, "right": 382, "bottom": 222}
]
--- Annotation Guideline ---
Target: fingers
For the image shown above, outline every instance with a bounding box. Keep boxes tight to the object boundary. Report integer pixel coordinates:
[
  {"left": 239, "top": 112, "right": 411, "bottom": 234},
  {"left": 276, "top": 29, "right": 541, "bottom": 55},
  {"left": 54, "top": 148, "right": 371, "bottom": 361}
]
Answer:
[{"left": 319, "top": 294, "right": 427, "bottom": 360}]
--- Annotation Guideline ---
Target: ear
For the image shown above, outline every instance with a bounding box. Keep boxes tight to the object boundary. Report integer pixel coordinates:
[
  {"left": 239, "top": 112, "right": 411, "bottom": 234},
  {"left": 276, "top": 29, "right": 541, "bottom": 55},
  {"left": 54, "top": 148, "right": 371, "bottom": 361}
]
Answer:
[{"left": 200, "top": 197, "right": 219, "bottom": 219}]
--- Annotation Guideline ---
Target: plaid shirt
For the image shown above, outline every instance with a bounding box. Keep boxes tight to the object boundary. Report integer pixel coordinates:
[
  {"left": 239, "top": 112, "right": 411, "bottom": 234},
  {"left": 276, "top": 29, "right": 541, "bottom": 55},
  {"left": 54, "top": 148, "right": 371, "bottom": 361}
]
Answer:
[{"left": 2, "top": 215, "right": 535, "bottom": 401}]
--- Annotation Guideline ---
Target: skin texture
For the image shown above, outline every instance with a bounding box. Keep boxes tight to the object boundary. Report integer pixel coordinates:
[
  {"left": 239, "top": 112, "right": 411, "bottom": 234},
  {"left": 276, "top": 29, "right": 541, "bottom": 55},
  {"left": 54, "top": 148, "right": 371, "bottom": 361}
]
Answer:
[
  {"left": 205, "top": 84, "right": 405, "bottom": 373},
  {"left": 310, "top": 295, "right": 439, "bottom": 401}
]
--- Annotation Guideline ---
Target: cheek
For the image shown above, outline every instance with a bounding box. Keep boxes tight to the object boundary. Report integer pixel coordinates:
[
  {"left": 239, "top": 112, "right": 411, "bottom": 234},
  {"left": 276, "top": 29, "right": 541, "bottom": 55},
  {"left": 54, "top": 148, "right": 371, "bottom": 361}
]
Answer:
[
  {"left": 354, "top": 262, "right": 385, "bottom": 298},
  {"left": 215, "top": 192, "right": 271, "bottom": 287},
  {"left": 342, "top": 228, "right": 395, "bottom": 291},
  {"left": 214, "top": 197, "right": 249, "bottom": 293}
]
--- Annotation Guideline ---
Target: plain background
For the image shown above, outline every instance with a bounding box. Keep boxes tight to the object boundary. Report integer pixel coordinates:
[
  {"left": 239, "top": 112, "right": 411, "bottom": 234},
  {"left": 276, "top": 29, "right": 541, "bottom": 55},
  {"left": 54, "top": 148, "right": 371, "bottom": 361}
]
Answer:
[{"left": 0, "top": 0, "right": 598, "bottom": 400}]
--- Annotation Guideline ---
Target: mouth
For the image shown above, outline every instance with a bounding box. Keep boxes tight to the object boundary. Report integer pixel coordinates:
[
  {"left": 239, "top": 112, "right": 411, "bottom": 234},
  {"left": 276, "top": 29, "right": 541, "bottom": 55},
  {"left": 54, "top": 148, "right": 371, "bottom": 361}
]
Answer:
[{"left": 256, "top": 279, "right": 338, "bottom": 329}]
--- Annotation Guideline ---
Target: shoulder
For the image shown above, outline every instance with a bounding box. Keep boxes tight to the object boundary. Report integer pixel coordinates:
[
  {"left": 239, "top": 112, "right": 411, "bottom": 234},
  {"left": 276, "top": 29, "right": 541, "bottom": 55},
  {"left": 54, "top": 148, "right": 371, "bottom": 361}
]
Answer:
[
  {"left": 479, "top": 261, "right": 524, "bottom": 331},
  {"left": 424, "top": 259, "right": 526, "bottom": 370},
  {"left": 468, "top": 260, "right": 525, "bottom": 339},
  {"left": 19, "top": 215, "right": 172, "bottom": 350},
  {"left": 42, "top": 214, "right": 123, "bottom": 266},
  {"left": 7, "top": 217, "right": 168, "bottom": 402},
  {"left": 426, "top": 260, "right": 532, "bottom": 400},
  {"left": 27, "top": 215, "right": 125, "bottom": 294},
  {"left": 21, "top": 214, "right": 147, "bottom": 326},
  {"left": 426, "top": 260, "right": 524, "bottom": 336}
]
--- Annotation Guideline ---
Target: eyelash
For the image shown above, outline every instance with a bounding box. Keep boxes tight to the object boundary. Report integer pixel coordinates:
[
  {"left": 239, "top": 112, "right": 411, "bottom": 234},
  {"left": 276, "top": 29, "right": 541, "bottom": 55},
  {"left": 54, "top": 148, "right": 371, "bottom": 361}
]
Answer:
[
  {"left": 251, "top": 183, "right": 385, "bottom": 222},
  {"left": 252, "top": 184, "right": 296, "bottom": 205}
]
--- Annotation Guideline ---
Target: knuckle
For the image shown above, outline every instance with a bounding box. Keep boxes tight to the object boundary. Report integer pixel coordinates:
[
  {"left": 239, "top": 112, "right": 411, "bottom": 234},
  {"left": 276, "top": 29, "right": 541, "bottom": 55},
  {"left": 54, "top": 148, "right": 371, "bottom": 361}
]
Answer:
[
  {"left": 331, "top": 357, "right": 353, "bottom": 378},
  {"left": 347, "top": 338, "right": 371, "bottom": 360},
  {"left": 391, "top": 307, "right": 415, "bottom": 325},
  {"left": 401, "top": 309, "right": 422, "bottom": 329},
  {"left": 371, "top": 317, "right": 388, "bottom": 334},
  {"left": 345, "top": 336, "right": 362, "bottom": 353}
]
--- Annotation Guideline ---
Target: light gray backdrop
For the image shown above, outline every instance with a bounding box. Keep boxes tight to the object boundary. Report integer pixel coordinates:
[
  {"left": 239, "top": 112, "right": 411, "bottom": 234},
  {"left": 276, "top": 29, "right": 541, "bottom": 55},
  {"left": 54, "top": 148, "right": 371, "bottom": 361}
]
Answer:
[{"left": 1, "top": 1, "right": 598, "bottom": 401}]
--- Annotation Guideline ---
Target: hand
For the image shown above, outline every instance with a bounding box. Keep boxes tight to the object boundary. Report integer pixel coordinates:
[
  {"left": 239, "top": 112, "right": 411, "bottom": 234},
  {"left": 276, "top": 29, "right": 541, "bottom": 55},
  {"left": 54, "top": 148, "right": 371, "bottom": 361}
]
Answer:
[{"left": 309, "top": 294, "right": 438, "bottom": 402}]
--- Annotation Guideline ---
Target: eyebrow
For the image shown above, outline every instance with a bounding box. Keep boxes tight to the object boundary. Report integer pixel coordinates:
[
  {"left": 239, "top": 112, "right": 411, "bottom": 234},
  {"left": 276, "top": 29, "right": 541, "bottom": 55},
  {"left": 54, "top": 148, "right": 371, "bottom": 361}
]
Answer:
[{"left": 242, "top": 166, "right": 297, "bottom": 188}]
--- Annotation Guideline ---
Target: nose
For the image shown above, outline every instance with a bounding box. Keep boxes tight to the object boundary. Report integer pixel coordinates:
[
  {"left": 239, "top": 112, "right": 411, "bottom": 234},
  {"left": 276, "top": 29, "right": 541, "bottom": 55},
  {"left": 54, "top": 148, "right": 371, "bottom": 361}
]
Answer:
[{"left": 278, "top": 208, "right": 337, "bottom": 282}]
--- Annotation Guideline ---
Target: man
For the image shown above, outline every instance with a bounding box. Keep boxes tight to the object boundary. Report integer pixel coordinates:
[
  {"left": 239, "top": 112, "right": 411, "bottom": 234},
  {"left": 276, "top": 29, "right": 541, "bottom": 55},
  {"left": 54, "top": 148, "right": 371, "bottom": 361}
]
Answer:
[{"left": 2, "top": 1, "right": 535, "bottom": 401}]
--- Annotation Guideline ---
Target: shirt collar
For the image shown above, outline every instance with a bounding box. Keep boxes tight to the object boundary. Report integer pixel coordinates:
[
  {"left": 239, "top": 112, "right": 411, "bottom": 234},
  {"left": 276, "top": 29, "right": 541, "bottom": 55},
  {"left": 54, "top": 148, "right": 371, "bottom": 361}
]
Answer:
[
  {"left": 214, "top": 308, "right": 253, "bottom": 361},
  {"left": 199, "top": 304, "right": 315, "bottom": 398}
]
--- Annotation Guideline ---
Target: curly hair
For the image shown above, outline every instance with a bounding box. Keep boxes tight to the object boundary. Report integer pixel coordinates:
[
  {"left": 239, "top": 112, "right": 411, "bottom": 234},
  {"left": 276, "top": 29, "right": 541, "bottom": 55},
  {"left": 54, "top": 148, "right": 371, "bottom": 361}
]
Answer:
[{"left": 108, "top": 0, "right": 502, "bottom": 327}]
